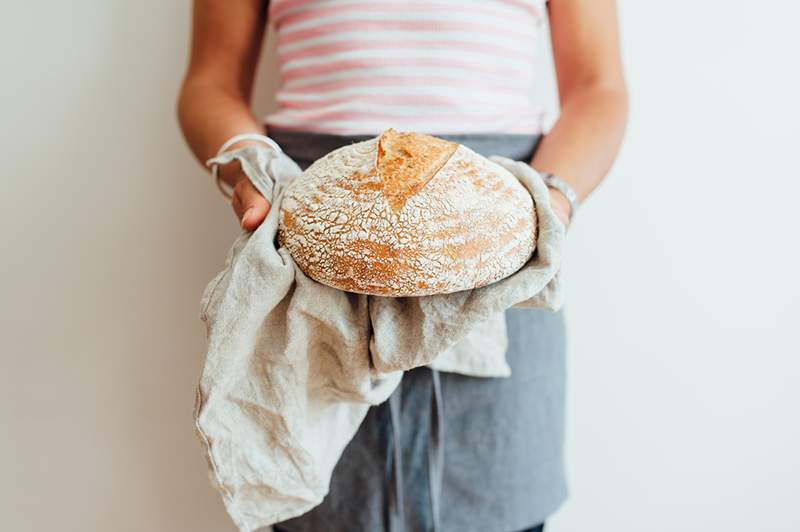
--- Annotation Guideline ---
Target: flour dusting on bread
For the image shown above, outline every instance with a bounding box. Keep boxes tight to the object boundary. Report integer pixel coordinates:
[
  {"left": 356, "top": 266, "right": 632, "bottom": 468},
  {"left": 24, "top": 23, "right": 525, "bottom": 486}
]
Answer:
[{"left": 278, "top": 129, "right": 536, "bottom": 296}]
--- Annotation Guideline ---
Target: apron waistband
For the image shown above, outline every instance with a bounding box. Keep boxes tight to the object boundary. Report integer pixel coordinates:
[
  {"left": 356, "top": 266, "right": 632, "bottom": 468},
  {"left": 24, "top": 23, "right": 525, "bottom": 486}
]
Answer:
[{"left": 267, "top": 128, "right": 543, "bottom": 170}]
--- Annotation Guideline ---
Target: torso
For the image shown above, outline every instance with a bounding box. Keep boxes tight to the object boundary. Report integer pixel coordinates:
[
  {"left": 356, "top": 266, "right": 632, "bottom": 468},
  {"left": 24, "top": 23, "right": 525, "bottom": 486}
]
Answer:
[{"left": 265, "top": 0, "right": 550, "bottom": 135}]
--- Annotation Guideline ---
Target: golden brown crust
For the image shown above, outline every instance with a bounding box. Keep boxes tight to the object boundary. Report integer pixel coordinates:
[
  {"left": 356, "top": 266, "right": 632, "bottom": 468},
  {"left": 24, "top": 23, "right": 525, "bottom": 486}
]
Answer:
[{"left": 376, "top": 128, "right": 458, "bottom": 212}]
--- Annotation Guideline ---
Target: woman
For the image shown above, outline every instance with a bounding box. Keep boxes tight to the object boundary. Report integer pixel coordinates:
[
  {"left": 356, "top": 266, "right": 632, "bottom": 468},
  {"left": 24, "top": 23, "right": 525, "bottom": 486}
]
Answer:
[{"left": 177, "top": 1, "right": 627, "bottom": 530}]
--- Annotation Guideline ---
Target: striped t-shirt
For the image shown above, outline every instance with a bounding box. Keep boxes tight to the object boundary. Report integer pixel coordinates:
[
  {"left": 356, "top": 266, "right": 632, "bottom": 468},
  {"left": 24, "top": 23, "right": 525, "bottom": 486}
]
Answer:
[{"left": 264, "top": 0, "right": 549, "bottom": 136}]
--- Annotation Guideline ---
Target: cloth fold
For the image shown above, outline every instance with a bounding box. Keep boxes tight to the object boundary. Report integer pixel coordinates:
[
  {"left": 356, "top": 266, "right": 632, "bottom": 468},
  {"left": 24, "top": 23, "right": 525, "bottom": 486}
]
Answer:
[
  {"left": 193, "top": 147, "right": 565, "bottom": 532},
  {"left": 204, "top": 144, "right": 303, "bottom": 204}
]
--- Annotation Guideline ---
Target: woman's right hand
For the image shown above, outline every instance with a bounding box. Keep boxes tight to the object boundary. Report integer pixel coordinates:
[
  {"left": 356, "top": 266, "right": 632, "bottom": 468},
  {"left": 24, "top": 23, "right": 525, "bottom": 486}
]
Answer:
[{"left": 230, "top": 170, "right": 271, "bottom": 232}]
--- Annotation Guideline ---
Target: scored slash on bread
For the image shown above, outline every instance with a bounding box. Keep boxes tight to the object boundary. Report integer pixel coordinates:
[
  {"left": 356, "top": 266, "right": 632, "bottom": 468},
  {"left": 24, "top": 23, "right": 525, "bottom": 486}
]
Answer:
[{"left": 376, "top": 128, "right": 458, "bottom": 213}]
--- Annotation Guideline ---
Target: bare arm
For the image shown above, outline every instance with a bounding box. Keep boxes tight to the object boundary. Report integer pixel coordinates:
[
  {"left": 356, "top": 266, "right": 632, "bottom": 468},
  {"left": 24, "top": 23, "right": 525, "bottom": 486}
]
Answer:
[
  {"left": 530, "top": 0, "right": 629, "bottom": 227},
  {"left": 176, "top": 0, "right": 272, "bottom": 230}
]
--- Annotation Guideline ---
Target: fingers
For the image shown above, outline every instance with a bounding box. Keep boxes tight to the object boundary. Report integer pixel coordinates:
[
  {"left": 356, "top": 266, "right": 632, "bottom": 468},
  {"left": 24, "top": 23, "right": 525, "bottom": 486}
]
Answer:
[{"left": 231, "top": 178, "right": 271, "bottom": 231}]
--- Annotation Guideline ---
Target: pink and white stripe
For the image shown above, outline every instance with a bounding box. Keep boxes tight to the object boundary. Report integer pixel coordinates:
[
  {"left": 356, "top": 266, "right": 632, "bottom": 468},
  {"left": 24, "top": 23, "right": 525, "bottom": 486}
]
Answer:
[{"left": 265, "top": 0, "right": 549, "bottom": 136}]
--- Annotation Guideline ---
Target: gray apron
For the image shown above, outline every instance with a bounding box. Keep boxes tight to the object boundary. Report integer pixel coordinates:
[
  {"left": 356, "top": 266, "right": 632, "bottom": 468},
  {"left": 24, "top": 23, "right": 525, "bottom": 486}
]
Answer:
[{"left": 269, "top": 130, "right": 567, "bottom": 532}]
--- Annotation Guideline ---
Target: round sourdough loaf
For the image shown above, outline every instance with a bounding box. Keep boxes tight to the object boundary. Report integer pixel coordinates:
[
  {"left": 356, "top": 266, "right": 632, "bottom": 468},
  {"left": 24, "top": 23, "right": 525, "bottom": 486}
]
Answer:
[{"left": 277, "top": 129, "right": 537, "bottom": 296}]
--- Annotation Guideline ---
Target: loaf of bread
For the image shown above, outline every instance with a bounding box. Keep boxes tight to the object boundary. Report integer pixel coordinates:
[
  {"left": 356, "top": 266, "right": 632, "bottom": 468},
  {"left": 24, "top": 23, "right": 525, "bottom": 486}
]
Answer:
[{"left": 277, "top": 129, "right": 537, "bottom": 297}]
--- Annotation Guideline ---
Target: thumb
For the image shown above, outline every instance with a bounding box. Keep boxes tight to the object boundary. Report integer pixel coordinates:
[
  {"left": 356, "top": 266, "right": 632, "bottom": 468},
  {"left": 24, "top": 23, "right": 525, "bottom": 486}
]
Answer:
[{"left": 232, "top": 178, "right": 271, "bottom": 231}]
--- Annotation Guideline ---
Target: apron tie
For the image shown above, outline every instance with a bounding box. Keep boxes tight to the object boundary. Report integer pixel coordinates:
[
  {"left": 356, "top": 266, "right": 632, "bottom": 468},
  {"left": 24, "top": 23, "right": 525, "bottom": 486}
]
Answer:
[
  {"left": 387, "top": 381, "right": 405, "bottom": 532},
  {"left": 428, "top": 368, "right": 445, "bottom": 532},
  {"left": 386, "top": 369, "right": 445, "bottom": 532}
]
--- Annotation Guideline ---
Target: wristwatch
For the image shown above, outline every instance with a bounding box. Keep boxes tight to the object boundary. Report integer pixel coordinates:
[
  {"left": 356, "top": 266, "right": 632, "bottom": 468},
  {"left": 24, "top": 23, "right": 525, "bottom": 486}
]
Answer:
[{"left": 539, "top": 171, "right": 579, "bottom": 223}]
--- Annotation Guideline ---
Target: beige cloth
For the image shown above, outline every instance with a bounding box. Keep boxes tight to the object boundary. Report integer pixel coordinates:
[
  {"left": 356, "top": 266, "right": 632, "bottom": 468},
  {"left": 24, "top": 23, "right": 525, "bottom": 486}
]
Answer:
[{"left": 193, "top": 153, "right": 565, "bottom": 532}]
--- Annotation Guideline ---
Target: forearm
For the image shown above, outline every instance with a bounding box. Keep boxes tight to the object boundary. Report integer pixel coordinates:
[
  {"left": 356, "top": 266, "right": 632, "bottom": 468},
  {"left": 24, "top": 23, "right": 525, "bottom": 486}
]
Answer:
[
  {"left": 530, "top": 83, "right": 628, "bottom": 204},
  {"left": 177, "top": 79, "right": 268, "bottom": 189}
]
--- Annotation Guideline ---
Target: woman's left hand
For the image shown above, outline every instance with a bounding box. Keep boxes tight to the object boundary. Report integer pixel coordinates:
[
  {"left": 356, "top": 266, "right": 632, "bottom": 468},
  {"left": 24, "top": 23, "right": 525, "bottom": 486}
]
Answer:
[{"left": 548, "top": 188, "right": 572, "bottom": 231}]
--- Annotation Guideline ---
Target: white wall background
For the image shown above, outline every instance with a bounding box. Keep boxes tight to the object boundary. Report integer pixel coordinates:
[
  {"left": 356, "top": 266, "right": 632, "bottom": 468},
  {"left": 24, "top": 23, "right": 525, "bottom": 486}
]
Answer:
[{"left": 1, "top": 1, "right": 797, "bottom": 531}]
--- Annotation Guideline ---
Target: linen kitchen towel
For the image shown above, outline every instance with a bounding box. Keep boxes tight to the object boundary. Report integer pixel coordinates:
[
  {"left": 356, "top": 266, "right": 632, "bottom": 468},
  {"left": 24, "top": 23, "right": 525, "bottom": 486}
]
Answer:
[{"left": 193, "top": 148, "right": 565, "bottom": 532}]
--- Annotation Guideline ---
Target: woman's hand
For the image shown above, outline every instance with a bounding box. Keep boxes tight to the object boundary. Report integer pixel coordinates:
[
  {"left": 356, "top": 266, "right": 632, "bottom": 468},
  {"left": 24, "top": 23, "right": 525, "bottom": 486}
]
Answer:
[
  {"left": 229, "top": 167, "right": 271, "bottom": 231},
  {"left": 548, "top": 188, "right": 572, "bottom": 231}
]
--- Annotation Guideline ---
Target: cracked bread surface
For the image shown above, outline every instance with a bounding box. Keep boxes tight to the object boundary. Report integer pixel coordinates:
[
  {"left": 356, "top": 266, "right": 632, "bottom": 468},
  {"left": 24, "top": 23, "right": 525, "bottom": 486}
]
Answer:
[{"left": 278, "top": 129, "right": 537, "bottom": 296}]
